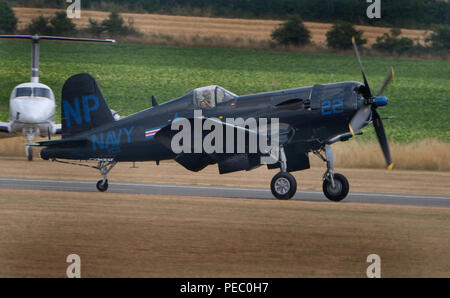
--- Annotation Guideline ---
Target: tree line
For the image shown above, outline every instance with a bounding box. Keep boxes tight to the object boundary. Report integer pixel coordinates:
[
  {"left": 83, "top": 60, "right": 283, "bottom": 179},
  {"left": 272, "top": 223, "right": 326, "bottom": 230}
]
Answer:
[
  {"left": 1, "top": 1, "right": 448, "bottom": 55},
  {"left": 273, "top": 16, "right": 450, "bottom": 54},
  {"left": 0, "top": 0, "right": 138, "bottom": 38},
  {"left": 9, "top": 0, "right": 450, "bottom": 28}
]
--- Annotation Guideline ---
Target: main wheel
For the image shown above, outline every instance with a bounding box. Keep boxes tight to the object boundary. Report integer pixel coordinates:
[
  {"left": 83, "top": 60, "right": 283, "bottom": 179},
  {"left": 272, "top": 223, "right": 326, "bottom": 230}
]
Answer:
[
  {"left": 26, "top": 146, "right": 33, "bottom": 161},
  {"left": 96, "top": 179, "right": 109, "bottom": 192},
  {"left": 322, "top": 173, "right": 349, "bottom": 202},
  {"left": 271, "top": 172, "right": 297, "bottom": 200}
]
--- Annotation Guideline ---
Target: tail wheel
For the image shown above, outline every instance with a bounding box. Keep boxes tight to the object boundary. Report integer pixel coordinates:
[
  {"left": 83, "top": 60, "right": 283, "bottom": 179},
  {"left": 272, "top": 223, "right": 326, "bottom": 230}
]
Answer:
[
  {"left": 96, "top": 179, "right": 109, "bottom": 192},
  {"left": 271, "top": 172, "right": 297, "bottom": 200},
  {"left": 322, "top": 173, "right": 349, "bottom": 202}
]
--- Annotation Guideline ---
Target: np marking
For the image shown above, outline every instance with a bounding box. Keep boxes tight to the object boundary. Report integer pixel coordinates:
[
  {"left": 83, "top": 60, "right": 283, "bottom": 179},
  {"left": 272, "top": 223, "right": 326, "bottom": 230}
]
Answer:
[{"left": 63, "top": 94, "right": 100, "bottom": 127}]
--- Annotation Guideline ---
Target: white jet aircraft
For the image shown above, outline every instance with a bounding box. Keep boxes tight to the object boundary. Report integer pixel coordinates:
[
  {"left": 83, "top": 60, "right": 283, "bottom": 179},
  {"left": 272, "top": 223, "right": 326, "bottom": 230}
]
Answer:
[{"left": 0, "top": 35, "right": 115, "bottom": 160}]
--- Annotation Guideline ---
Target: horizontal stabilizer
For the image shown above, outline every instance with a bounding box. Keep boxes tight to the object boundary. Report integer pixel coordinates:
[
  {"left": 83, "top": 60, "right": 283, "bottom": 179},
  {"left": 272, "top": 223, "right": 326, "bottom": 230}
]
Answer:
[
  {"left": 0, "top": 35, "right": 115, "bottom": 43},
  {"left": 37, "top": 138, "right": 88, "bottom": 147}
]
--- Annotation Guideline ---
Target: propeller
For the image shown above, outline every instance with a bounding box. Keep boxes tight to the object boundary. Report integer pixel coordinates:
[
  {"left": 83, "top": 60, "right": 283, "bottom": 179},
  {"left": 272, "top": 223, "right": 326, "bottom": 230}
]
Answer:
[
  {"left": 372, "top": 109, "right": 393, "bottom": 168},
  {"left": 376, "top": 67, "right": 394, "bottom": 97},
  {"left": 349, "top": 37, "right": 394, "bottom": 170}
]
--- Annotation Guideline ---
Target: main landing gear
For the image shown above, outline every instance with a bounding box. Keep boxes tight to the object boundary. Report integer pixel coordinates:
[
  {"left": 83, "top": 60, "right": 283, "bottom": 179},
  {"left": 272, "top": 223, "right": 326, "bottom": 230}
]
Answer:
[
  {"left": 270, "top": 145, "right": 349, "bottom": 202},
  {"left": 270, "top": 147, "right": 297, "bottom": 200},
  {"left": 314, "top": 144, "right": 349, "bottom": 202},
  {"left": 95, "top": 160, "right": 117, "bottom": 192}
]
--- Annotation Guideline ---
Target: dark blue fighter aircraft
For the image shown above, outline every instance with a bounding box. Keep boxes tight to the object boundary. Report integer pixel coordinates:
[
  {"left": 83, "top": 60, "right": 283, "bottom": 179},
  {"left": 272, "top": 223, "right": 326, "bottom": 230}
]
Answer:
[{"left": 36, "top": 40, "right": 394, "bottom": 201}]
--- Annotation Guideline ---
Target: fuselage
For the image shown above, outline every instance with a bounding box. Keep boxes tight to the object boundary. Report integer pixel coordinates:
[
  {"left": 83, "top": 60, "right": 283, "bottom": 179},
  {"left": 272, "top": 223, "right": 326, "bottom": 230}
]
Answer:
[
  {"left": 41, "top": 81, "right": 367, "bottom": 161},
  {"left": 8, "top": 82, "right": 57, "bottom": 138}
]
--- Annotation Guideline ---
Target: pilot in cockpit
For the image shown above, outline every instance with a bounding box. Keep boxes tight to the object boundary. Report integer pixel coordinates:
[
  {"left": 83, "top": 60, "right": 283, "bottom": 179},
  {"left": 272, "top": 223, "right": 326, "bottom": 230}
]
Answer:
[{"left": 199, "top": 90, "right": 213, "bottom": 108}]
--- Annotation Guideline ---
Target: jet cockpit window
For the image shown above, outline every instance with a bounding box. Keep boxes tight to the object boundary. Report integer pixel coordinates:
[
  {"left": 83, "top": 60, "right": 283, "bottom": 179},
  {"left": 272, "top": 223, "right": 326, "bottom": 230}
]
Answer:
[
  {"left": 194, "top": 86, "right": 237, "bottom": 108},
  {"left": 33, "top": 88, "right": 52, "bottom": 99},
  {"left": 15, "top": 87, "right": 52, "bottom": 99},
  {"left": 15, "top": 87, "right": 32, "bottom": 97}
]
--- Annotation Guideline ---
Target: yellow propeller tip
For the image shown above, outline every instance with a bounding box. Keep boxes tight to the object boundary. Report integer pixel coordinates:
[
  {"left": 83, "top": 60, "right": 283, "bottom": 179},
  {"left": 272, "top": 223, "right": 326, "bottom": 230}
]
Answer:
[
  {"left": 352, "top": 36, "right": 356, "bottom": 43},
  {"left": 391, "top": 67, "right": 395, "bottom": 78},
  {"left": 387, "top": 163, "right": 394, "bottom": 170},
  {"left": 348, "top": 125, "right": 355, "bottom": 136}
]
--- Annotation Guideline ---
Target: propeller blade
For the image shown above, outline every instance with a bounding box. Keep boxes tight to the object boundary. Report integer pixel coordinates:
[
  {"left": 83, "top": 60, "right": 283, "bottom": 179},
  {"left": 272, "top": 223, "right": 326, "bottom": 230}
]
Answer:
[
  {"left": 349, "top": 105, "right": 372, "bottom": 135},
  {"left": 376, "top": 67, "right": 395, "bottom": 97},
  {"left": 352, "top": 37, "right": 372, "bottom": 98},
  {"left": 372, "top": 109, "right": 393, "bottom": 169}
]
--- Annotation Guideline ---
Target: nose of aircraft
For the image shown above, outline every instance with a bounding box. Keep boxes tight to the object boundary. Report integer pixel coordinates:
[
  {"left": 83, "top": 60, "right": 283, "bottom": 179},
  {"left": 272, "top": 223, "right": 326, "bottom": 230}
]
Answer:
[
  {"left": 13, "top": 99, "right": 55, "bottom": 123},
  {"left": 374, "top": 96, "right": 388, "bottom": 107}
]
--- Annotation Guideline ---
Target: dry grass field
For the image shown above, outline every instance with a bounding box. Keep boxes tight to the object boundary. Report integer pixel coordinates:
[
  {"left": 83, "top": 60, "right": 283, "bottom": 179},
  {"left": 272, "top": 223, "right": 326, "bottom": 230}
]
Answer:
[
  {"left": 13, "top": 7, "right": 430, "bottom": 46},
  {"left": 0, "top": 189, "right": 448, "bottom": 277}
]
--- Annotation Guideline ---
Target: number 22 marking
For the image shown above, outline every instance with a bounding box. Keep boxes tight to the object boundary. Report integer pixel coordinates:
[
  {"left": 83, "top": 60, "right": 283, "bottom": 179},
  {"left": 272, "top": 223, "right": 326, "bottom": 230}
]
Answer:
[{"left": 321, "top": 99, "right": 343, "bottom": 116}]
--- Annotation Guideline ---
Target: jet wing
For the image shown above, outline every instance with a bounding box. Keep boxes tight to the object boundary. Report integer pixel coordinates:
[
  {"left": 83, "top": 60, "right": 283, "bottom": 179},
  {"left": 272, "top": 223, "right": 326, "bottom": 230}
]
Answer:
[{"left": 0, "top": 122, "right": 13, "bottom": 139}]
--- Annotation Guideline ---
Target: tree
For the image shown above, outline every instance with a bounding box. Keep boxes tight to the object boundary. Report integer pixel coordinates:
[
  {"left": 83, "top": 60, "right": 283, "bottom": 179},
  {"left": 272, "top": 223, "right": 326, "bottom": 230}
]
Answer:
[
  {"left": 49, "top": 11, "right": 76, "bottom": 35},
  {"left": 86, "top": 12, "right": 139, "bottom": 38},
  {"left": 0, "top": 0, "right": 18, "bottom": 33},
  {"left": 101, "top": 11, "right": 128, "bottom": 37},
  {"left": 372, "top": 28, "right": 414, "bottom": 55},
  {"left": 87, "top": 18, "right": 104, "bottom": 37},
  {"left": 271, "top": 16, "right": 311, "bottom": 46},
  {"left": 27, "top": 16, "right": 52, "bottom": 35},
  {"left": 427, "top": 25, "right": 450, "bottom": 50},
  {"left": 326, "top": 23, "right": 366, "bottom": 50},
  {"left": 27, "top": 12, "right": 77, "bottom": 35}
]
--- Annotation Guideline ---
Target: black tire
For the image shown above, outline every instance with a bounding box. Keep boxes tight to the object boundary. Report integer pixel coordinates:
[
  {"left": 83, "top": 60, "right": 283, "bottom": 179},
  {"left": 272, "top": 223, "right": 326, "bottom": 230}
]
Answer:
[
  {"left": 271, "top": 172, "right": 297, "bottom": 200},
  {"left": 27, "top": 146, "right": 33, "bottom": 161},
  {"left": 322, "top": 173, "right": 349, "bottom": 202},
  {"left": 96, "top": 179, "right": 109, "bottom": 192}
]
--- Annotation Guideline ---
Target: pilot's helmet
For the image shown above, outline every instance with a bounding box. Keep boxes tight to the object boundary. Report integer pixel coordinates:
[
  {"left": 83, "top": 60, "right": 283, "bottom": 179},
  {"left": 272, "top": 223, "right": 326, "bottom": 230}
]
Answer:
[{"left": 202, "top": 90, "right": 211, "bottom": 101}]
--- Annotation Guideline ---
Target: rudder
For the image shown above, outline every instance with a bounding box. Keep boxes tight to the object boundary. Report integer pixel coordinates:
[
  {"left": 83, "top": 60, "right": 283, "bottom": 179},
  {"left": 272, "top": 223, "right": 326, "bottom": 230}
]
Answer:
[{"left": 61, "top": 73, "right": 114, "bottom": 138}]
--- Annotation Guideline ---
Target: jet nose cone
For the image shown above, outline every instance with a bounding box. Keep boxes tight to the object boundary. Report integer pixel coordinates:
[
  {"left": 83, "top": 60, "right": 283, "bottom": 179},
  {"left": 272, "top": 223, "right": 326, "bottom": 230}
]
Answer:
[
  {"left": 17, "top": 109, "right": 46, "bottom": 123},
  {"left": 13, "top": 98, "right": 55, "bottom": 123},
  {"left": 374, "top": 96, "right": 388, "bottom": 107}
]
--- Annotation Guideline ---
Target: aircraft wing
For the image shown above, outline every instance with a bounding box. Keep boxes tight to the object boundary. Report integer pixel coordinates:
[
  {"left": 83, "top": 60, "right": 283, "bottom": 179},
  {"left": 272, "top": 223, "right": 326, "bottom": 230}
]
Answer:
[
  {"left": 202, "top": 117, "right": 295, "bottom": 148},
  {"left": 0, "top": 122, "right": 13, "bottom": 139},
  {"left": 155, "top": 117, "right": 294, "bottom": 150},
  {"left": 154, "top": 117, "right": 295, "bottom": 172}
]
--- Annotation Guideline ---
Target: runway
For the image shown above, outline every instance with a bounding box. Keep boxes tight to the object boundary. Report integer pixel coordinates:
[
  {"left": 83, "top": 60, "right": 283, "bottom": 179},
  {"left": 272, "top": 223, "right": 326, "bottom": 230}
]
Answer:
[{"left": 0, "top": 177, "right": 449, "bottom": 208}]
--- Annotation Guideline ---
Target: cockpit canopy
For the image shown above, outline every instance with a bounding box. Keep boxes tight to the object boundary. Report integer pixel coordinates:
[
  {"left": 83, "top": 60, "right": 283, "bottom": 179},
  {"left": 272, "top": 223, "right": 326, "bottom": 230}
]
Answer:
[
  {"left": 193, "top": 85, "right": 237, "bottom": 108},
  {"left": 12, "top": 84, "right": 54, "bottom": 100}
]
